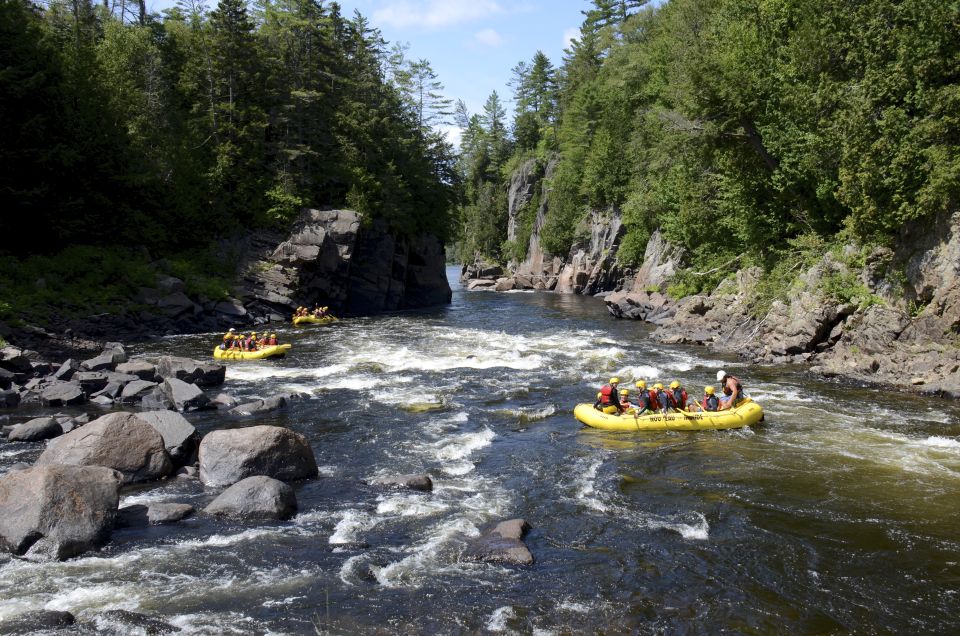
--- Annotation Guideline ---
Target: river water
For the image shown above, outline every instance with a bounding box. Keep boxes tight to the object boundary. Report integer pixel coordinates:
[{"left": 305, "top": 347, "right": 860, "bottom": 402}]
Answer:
[{"left": 1, "top": 266, "right": 959, "bottom": 634}]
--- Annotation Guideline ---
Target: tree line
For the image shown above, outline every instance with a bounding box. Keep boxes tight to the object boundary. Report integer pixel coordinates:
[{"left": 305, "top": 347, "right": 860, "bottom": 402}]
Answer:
[
  {"left": 0, "top": 0, "right": 458, "bottom": 257},
  {"left": 454, "top": 0, "right": 960, "bottom": 295}
]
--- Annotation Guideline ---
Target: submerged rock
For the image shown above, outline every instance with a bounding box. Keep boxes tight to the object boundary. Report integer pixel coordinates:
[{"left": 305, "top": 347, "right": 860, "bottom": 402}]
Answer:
[
  {"left": 0, "top": 610, "right": 75, "bottom": 634},
  {"left": 116, "top": 502, "right": 195, "bottom": 528},
  {"left": 463, "top": 518, "right": 534, "bottom": 566},
  {"left": 368, "top": 473, "right": 433, "bottom": 492},
  {"left": 92, "top": 610, "right": 180, "bottom": 635}
]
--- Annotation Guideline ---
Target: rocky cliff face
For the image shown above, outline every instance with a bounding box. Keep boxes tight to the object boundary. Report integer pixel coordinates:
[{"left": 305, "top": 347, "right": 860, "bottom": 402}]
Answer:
[{"left": 242, "top": 208, "right": 451, "bottom": 318}]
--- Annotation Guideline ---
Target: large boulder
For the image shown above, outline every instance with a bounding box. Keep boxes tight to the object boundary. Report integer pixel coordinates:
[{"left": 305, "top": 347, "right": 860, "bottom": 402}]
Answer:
[
  {"left": 115, "top": 502, "right": 195, "bottom": 528},
  {"left": 81, "top": 344, "right": 127, "bottom": 372},
  {"left": 74, "top": 371, "right": 110, "bottom": 394},
  {"left": 52, "top": 359, "right": 80, "bottom": 382},
  {"left": 7, "top": 416, "right": 62, "bottom": 442},
  {"left": 36, "top": 412, "right": 172, "bottom": 484},
  {"left": 204, "top": 475, "right": 297, "bottom": 520},
  {"left": 0, "top": 465, "right": 121, "bottom": 560},
  {"left": 160, "top": 378, "right": 211, "bottom": 412},
  {"left": 141, "top": 386, "right": 175, "bottom": 411},
  {"left": 0, "top": 346, "right": 33, "bottom": 373},
  {"left": 198, "top": 425, "right": 318, "bottom": 487},
  {"left": 115, "top": 360, "right": 159, "bottom": 381},
  {"left": 134, "top": 410, "right": 198, "bottom": 465},
  {"left": 228, "top": 395, "right": 287, "bottom": 416},
  {"left": 119, "top": 379, "right": 159, "bottom": 403},
  {"left": 156, "top": 356, "right": 225, "bottom": 387}
]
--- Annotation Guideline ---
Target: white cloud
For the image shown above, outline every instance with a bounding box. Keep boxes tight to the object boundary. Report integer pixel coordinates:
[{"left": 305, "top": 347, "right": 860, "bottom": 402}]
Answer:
[
  {"left": 473, "top": 28, "right": 504, "bottom": 48},
  {"left": 374, "top": 0, "right": 504, "bottom": 30},
  {"left": 562, "top": 27, "right": 580, "bottom": 48},
  {"left": 440, "top": 124, "right": 463, "bottom": 147}
]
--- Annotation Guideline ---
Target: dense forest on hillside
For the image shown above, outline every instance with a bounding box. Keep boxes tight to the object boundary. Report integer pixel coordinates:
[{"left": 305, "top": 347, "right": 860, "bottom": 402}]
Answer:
[
  {"left": 0, "top": 0, "right": 456, "bottom": 321},
  {"left": 456, "top": 0, "right": 960, "bottom": 298}
]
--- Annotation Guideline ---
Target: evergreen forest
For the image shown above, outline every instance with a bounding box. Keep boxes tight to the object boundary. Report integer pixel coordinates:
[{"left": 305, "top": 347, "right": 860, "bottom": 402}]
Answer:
[{"left": 455, "top": 0, "right": 960, "bottom": 299}]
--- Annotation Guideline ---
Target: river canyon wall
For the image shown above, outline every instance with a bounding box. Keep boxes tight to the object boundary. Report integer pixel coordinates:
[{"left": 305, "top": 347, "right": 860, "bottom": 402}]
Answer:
[
  {"left": 4, "top": 208, "right": 450, "bottom": 357},
  {"left": 462, "top": 161, "right": 960, "bottom": 397}
]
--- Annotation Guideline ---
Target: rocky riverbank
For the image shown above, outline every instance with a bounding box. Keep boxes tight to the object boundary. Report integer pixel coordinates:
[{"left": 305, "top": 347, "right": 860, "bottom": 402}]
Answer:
[
  {"left": 0, "top": 208, "right": 451, "bottom": 361},
  {"left": 462, "top": 196, "right": 960, "bottom": 398}
]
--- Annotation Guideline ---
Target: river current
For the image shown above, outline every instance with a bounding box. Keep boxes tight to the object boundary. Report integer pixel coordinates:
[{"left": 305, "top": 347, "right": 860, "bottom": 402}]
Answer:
[{"left": 1, "top": 266, "right": 959, "bottom": 633}]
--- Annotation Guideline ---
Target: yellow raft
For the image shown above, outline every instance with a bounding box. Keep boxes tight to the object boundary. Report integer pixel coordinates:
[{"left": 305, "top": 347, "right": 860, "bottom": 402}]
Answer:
[
  {"left": 212, "top": 344, "right": 291, "bottom": 361},
  {"left": 292, "top": 315, "right": 338, "bottom": 326},
  {"left": 573, "top": 398, "right": 763, "bottom": 431}
]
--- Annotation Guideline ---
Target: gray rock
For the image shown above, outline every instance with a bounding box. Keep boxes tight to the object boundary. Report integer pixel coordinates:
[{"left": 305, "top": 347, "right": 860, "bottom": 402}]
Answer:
[
  {"left": 0, "top": 465, "right": 121, "bottom": 560},
  {"left": 39, "top": 381, "right": 86, "bottom": 407},
  {"left": 135, "top": 410, "right": 198, "bottom": 465},
  {"left": 174, "top": 466, "right": 198, "bottom": 479},
  {"left": 141, "top": 386, "right": 175, "bottom": 411},
  {"left": 30, "top": 361, "right": 52, "bottom": 376},
  {"left": 91, "top": 395, "right": 115, "bottom": 406},
  {"left": 0, "top": 346, "right": 33, "bottom": 373},
  {"left": 81, "top": 353, "right": 117, "bottom": 372},
  {"left": 93, "top": 381, "right": 123, "bottom": 400},
  {"left": 158, "top": 291, "right": 196, "bottom": 316},
  {"left": 463, "top": 518, "right": 534, "bottom": 566},
  {"left": 116, "top": 502, "right": 194, "bottom": 528},
  {"left": 119, "top": 379, "right": 159, "bottom": 403},
  {"left": 0, "top": 610, "right": 75, "bottom": 634},
  {"left": 94, "top": 609, "right": 180, "bottom": 634},
  {"left": 368, "top": 473, "right": 433, "bottom": 492},
  {"left": 198, "top": 425, "right": 318, "bottom": 487},
  {"left": 0, "top": 388, "right": 21, "bottom": 408},
  {"left": 156, "top": 356, "right": 225, "bottom": 387},
  {"left": 0, "top": 366, "right": 13, "bottom": 389},
  {"left": 212, "top": 393, "right": 239, "bottom": 409},
  {"left": 204, "top": 475, "right": 297, "bottom": 520},
  {"left": 161, "top": 378, "right": 211, "bottom": 412},
  {"left": 115, "top": 360, "right": 159, "bottom": 381},
  {"left": 36, "top": 412, "right": 173, "bottom": 484},
  {"left": 229, "top": 395, "right": 287, "bottom": 416},
  {"left": 52, "top": 358, "right": 80, "bottom": 381},
  {"left": 74, "top": 371, "right": 110, "bottom": 394},
  {"left": 8, "top": 417, "right": 62, "bottom": 442}
]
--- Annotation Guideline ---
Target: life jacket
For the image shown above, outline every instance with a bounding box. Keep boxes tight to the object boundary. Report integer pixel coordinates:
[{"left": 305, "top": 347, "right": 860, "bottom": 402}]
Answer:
[
  {"left": 701, "top": 394, "right": 720, "bottom": 411},
  {"left": 648, "top": 389, "right": 660, "bottom": 410},
  {"left": 268, "top": 336, "right": 277, "bottom": 346},
  {"left": 635, "top": 391, "right": 650, "bottom": 410},
  {"left": 598, "top": 384, "right": 615, "bottom": 405},
  {"left": 669, "top": 388, "right": 688, "bottom": 409},
  {"left": 246, "top": 337, "right": 256, "bottom": 350},
  {"left": 724, "top": 375, "right": 744, "bottom": 401}
]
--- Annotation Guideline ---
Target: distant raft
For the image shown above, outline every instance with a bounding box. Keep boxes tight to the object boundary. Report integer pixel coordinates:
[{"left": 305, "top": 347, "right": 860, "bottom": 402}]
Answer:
[
  {"left": 573, "top": 398, "right": 763, "bottom": 431},
  {"left": 212, "top": 344, "right": 291, "bottom": 361},
  {"left": 292, "top": 315, "right": 339, "bottom": 326}
]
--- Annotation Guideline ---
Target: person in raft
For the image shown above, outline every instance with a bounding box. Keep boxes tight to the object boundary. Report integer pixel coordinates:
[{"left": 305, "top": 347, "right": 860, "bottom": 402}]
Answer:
[
  {"left": 594, "top": 377, "right": 625, "bottom": 414},
  {"left": 619, "top": 388, "right": 632, "bottom": 410},
  {"left": 701, "top": 386, "right": 720, "bottom": 411},
  {"left": 652, "top": 383, "right": 671, "bottom": 414},
  {"left": 245, "top": 332, "right": 259, "bottom": 351},
  {"left": 666, "top": 380, "right": 689, "bottom": 411},
  {"left": 220, "top": 327, "right": 236, "bottom": 349},
  {"left": 634, "top": 380, "right": 652, "bottom": 413},
  {"left": 716, "top": 370, "right": 745, "bottom": 410},
  {"left": 267, "top": 333, "right": 278, "bottom": 346}
]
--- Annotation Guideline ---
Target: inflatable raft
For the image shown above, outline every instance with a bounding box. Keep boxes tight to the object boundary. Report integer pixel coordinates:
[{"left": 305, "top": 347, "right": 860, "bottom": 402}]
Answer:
[
  {"left": 213, "top": 344, "right": 291, "bottom": 361},
  {"left": 573, "top": 398, "right": 763, "bottom": 431},
  {"left": 292, "top": 315, "right": 338, "bottom": 326}
]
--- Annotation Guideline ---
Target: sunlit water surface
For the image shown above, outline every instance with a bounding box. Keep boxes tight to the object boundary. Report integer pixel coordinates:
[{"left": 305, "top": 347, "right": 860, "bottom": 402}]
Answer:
[{"left": 1, "top": 267, "right": 959, "bottom": 633}]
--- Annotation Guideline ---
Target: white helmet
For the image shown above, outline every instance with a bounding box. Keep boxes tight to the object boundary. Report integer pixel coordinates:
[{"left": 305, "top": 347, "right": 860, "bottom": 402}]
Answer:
[{"left": 716, "top": 370, "right": 726, "bottom": 382}]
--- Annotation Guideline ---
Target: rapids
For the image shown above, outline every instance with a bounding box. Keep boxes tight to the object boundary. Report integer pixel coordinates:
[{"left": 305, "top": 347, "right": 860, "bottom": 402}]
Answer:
[{"left": 1, "top": 266, "right": 959, "bottom": 633}]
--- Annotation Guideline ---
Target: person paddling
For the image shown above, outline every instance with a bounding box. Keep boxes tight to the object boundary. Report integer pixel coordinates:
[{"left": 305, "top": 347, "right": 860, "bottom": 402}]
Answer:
[
  {"left": 667, "top": 380, "right": 689, "bottom": 411},
  {"left": 716, "top": 370, "right": 744, "bottom": 410},
  {"left": 634, "top": 380, "right": 652, "bottom": 413}
]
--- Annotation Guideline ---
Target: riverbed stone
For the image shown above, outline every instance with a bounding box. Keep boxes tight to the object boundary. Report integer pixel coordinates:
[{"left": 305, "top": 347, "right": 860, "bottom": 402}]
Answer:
[
  {"left": 74, "top": 371, "right": 110, "bottom": 394},
  {"left": 368, "top": 473, "right": 433, "bottom": 492},
  {"left": 204, "top": 475, "right": 297, "bottom": 520},
  {"left": 135, "top": 410, "right": 198, "bottom": 465},
  {"left": 7, "top": 417, "right": 62, "bottom": 442},
  {"left": 92, "top": 610, "right": 180, "bottom": 635},
  {"left": 119, "top": 379, "right": 159, "bottom": 403},
  {"left": 36, "top": 412, "right": 173, "bottom": 484},
  {"left": 463, "top": 518, "right": 534, "bottom": 566},
  {"left": 52, "top": 359, "right": 80, "bottom": 381},
  {"left": 228, "top": 395, "right": 287, "bottom": 416},
  {"left": 0, "top": 610, "right": 76, "bottom": 634},
  {"left": 156, "top": 356, "right": 226, "bottom": 387},
  {"left": 0, "top": 464, "right": 121, "bottom": 560},
  {"left": 0, "top": 388, "right": 19, "bottom": 408},
  {"left": 115, "top": 360, "right": 160, "bottom": 382},
  {"left": 141, "top": 385, "right": 175, "bottom": 411},
  {"left": 0, "top": 346, "right": 33, "bottom": 373},
  {"left": 160, "top": 377, "right": 211, "bottom": 412},
  {"left": 0, "top": 366, "right": 14, "bottom": 389},
  {"left": 39, "top": 381, "right": 86, "bottom": 407},
  {"left": 198, "top": 425, "right": 318, "bottom": 487},
  {"left": 116, "top": 502, "right": 195, "bottom": 528}
]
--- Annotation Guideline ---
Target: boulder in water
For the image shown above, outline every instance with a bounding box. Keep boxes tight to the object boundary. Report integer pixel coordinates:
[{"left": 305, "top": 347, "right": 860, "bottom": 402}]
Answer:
[
  {"left": 156, "top": 356, "right": 225, "bottom": 387},
  {"left": 38, "top": 381, "right": 86, "bottom": 407},
  {"left": 160, "top": 378, "right": 211, "bottom": 412},
  {"left": 204, "top": 475, "right": 297, "bottom": 520},
  {"left": 368, "top": 473, "right": 433, "bottom": 492},
  {"left": 0, "top": 610, "right": 76, "bottom": 634},
  {"left": 0, "top": 464, "right": 121, "bottom": 560},
  {"left": 198, "top": 425, "right": 318, "bottom": 487},
  {"left": 135, "top": 410, "right": 198, "bottom": 465},
  {"left": 92, "top": 610, "right": 180, "bottom": 634},
  {"left": 7, "top": 417, "right": 62, "bottom": 442},
  {"left": 228, "top": 395, "right": 287, "bottom": 416},
  {"left": 463, "top": 518, "right": 534, "bottom": 566},
  {"left": 119, "top": 379, "right": 159, "bottom": 403},
  {"left": 36, "top": 412, "right": 173, "bottom": 484},
  {"left": 116, "top": 502, "right": 195, "bottom": 528},
  {"left": 115, "top": 360, "right": 160, "bottom": 382}
]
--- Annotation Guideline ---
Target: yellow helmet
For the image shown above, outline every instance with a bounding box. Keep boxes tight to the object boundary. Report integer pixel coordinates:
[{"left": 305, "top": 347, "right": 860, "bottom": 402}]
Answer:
[
  {"left": 670, "top": 381, "right": 681, "bottom": 390},
  {"left": 635, "top": 380, "right": 646, "bottom": 389},
  {"left": 251, "top": 332, "right": 257, "bottom": 336},
  {"left": 619, "top": 389, "right": 629, "bottom": 395},
  {"left": 610, "top": 377, "right": 620, "bottom": 384},
  {"left": 270, "top": 333, "right": 276, "bottom": 337},
  {"left": 705, "top": 386, "right": 715, "bottom": 395},
  {"left": 654, "top": 383, "right": 663, "bottom": 390}
]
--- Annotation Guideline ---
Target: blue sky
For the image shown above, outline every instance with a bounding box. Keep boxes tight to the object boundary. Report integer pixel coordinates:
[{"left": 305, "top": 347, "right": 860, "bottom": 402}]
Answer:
[{"left": 148, "top": 0, "right": 591, "bottom": 142}]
